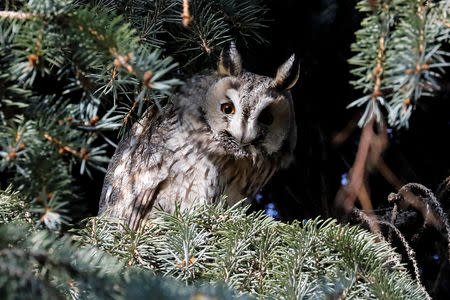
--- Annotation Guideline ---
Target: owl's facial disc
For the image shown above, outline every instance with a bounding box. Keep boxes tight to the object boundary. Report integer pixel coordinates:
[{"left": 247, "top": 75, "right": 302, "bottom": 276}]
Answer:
[{"left": 204, "top": 74, "right": 292, "bottom": 159}]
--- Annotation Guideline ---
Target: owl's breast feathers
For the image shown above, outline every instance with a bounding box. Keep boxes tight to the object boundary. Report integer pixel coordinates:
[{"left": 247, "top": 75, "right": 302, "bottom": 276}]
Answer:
[{"left": 98, "top": 103, "right": 282, "bottom": 229}]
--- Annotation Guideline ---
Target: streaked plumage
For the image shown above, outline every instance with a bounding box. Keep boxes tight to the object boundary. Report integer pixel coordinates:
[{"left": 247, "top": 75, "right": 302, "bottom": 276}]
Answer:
[{"left": 99, "top": 43, "right": 299, "bottom": 228}]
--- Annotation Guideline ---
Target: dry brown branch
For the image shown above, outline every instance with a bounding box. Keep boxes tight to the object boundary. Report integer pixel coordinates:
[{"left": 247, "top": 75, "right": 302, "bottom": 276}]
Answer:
[
  {"left": 388, "top": 202, "right": 399, "bottom": 242},
  {"left": 358, "top": 183, "right": 381, "bottom": 235},
  {"left": 122, "top": 101, "right": 139, "bottom": 126},
  {"left": 372, "top": 34, "right": 385, "bottom": 100},
  {"left": 437, "top": 176, "right": 450, "bottom": 201},
  {"left": 354, "top": 207, "right": 432, "bottom": 300},
  {"left": 353, "top": 208, "right": 384, "bottom": 242},
  {"left": 335, "top": 112, "right": 398, "bottom": 237},
  {"left": 388, "top": 183, "right": 450, "bottom": 260},
  {"left": 43, "top": 133, "right": 89, "bottom": 160},
  {"left": 336, "top": 118, "right": 374, "bottom": 213},
  {"left": 376, "top": 158, "right": 404, "bottom": 190},
  {"left": 200, "top": 36, "right": 212, "bottom": 54},
  {"left": 367, "top": 120, "right": 388, "bottom": 168},
  {"left": 332, "top": 112, "right": 362, "bottom": 146}
]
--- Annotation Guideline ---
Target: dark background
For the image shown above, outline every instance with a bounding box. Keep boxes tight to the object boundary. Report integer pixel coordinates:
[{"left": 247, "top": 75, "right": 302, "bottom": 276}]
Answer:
[{"left": 245, "top": 0, "right": 449, "bottom": 221}]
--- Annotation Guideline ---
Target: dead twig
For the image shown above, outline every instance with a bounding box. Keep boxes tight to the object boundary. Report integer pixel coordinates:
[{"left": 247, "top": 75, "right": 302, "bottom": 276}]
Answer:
[{"left": 388, "top": 182, "right": 450, "bottom": 260}]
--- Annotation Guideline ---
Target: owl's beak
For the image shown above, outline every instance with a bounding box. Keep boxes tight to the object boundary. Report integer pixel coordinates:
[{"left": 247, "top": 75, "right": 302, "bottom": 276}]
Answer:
[
  {"left": 237, "top": 133, "right": 254, "bottom": 146},
  {"left": 236, "top": 123, "right": 257, "bottom": 146}
]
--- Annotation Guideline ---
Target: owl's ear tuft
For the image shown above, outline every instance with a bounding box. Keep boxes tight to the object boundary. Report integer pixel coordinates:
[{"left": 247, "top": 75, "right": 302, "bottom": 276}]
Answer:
[
  {"left": 272, "top": 54, "right": 299, "bottom": 91},
  {"left": 218, "top": 42, "right": 242, "bottom": 76}
]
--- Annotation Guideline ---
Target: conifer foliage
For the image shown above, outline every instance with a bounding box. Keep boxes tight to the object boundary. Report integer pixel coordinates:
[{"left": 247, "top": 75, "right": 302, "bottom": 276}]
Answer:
[
  {"left": 349, "top": 0, "right": 450, "bottom": 128},
  {"left": 0, "top": 189, "right": 431, "bottom": 299},
  {"left": 74, "top": 200, "right": 431, "bottom": 299}
]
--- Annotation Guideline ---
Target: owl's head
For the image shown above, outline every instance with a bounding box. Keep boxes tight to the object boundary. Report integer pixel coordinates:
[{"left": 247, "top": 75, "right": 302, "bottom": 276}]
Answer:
[
  {"left": 194, "top": 43, "right": 299, "bottom": 165},
  {"left": 178, "top": 43, "right": 298, "bottom": 167}
]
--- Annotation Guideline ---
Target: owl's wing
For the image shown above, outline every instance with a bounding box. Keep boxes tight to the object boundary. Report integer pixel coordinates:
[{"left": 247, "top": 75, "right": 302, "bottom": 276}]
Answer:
[{"left": 99, "top": 107, "right": 176, "bottom": 229}]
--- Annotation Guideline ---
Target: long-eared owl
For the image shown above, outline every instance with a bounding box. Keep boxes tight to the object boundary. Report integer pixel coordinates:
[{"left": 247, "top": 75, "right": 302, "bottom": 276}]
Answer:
[{"left": 99, "top": 43, "right": 299, "bottom": 229}]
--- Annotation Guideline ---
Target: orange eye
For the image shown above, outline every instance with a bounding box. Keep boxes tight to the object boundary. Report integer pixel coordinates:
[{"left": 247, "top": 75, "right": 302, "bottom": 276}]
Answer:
[{"left": 221, "top": 103, "right": 235, "bottom": 114}]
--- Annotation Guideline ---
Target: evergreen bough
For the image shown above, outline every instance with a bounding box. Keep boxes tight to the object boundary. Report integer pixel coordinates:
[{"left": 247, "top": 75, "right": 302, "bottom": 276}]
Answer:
[
  {"left": 0, "top": 189, "right": 431, "bottom": 299},
  {"left": 74, "top": 199, "right": 430, "bottom": 299},
  {"left": 0, "top": 188, "right": 254, "bottom": 299},
  {"left": 349, "top": 0, "right": 450, "bottom": 128}
]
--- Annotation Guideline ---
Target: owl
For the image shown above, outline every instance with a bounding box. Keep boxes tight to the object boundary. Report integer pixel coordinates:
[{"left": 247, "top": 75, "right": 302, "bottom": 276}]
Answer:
[{"left": 99, "top": 43, "right": 299, "bottom": 229}]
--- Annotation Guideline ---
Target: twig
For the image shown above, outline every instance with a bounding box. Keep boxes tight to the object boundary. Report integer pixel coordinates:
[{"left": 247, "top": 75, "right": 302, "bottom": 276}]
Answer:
[
  {"left": 353, "top": 208, "right": 432, "bottom": 300},
  {"left": 200, "top": 35, "right": 212, "bottom": 54},
  {"left": 372, "top": 34, "right": 385, "bottom": 101},
  {"left": 43, "top": 133, "right": 89, "bottom": 160},
  {"left": 6, "top": 129, "right": 25, "bottom": 159},
  {"left": 336, "top": 118, "right": 374, "bottom": 213},
  {"left": 332, "top": 112, "right": 362, "bottom": 146},
  {"left": 358, "top": 183, "right": 381, "bottom": 236},
  {"left": 181, "top": 0, "right": 193, "bottom": 27},
  {"left": 376, "top": 157, "right": 404, "bottom": 190},
  {"left": 353, "top": 206, "right": 383, "bottom": 242},
  {"left": 122, "top": 101, "right": 139, "bottom": 126},
  {"left": 388, "top": 183, "right": 450, "bottom": 260},
  {"left": 388, "top": 203, "right": 398, "bottom": 242}
]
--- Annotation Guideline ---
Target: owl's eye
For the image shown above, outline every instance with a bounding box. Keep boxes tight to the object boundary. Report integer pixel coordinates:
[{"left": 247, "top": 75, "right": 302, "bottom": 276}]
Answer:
[
  {"left": 258, "top": 108, "right": 274, "bottom": 125},
  {"left": 221, "top": 103, "right": 235, "bottom": 114}
]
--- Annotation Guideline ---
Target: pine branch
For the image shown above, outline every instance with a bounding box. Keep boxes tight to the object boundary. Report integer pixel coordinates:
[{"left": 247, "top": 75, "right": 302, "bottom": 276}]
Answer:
[
  {"left": 349, "top": 0, "right": 450, "bottom": 128},
  {"left": 0, "top": 1, "right": 183, "bottom": 228},
  {"left": 74, "top": 199, "right": 431, "bottom": 299},
  {"left": 0, "top": 195, "right": 250, "bottom": 299},
  {"left": 348, "top": 0, "right": 393, "bottom": 126}
]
